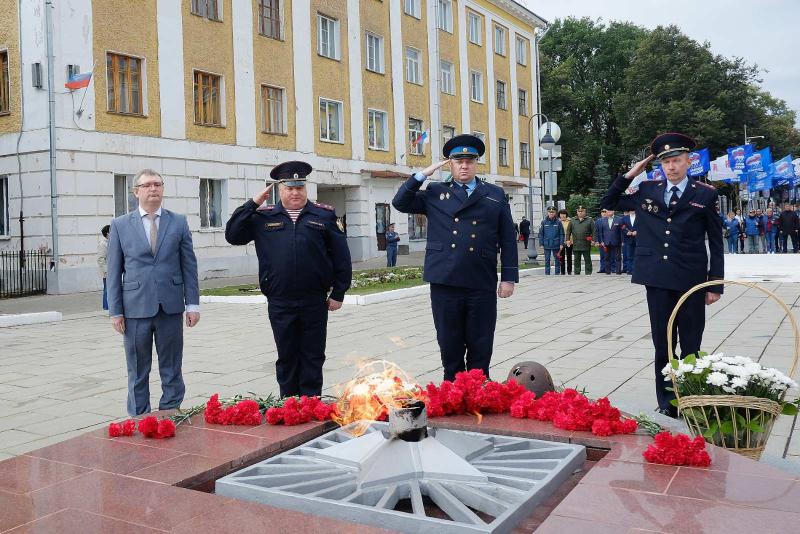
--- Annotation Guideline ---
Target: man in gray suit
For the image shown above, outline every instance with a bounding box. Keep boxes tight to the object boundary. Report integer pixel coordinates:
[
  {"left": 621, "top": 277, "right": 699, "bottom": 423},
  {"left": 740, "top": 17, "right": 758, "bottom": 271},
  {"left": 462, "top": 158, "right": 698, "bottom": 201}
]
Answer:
[{"left": 107, "top": 169, "right": 200, "bottom": 416}]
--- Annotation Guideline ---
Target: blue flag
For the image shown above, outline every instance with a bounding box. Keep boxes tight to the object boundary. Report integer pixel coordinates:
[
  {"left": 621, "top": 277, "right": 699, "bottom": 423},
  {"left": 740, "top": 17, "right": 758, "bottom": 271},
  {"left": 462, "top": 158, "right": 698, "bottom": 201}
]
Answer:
[
  {"left": 646, "top": 167, "right": 665, "bottom": 181},
  {"left": 771, "top": 155, "right": 794, "bottom": 187},
  {"left": 727, "top": 144, "right": 754, "bottom": 178},
  {"left": 745, "top": 148, "right": 773, "bottom": 185},
  {"left": 747, "top": 174, "right": 773, "bottom": 193},
  {"left": 687, "top": 148, "right": 711, "bottom": 177}
]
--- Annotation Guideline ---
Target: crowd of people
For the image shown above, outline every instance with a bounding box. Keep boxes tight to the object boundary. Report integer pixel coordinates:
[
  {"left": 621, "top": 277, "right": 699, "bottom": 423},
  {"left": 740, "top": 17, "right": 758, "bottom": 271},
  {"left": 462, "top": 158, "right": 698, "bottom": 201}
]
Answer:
[{"left": 722, "top": 203, "right": 800, "bottom": 254}]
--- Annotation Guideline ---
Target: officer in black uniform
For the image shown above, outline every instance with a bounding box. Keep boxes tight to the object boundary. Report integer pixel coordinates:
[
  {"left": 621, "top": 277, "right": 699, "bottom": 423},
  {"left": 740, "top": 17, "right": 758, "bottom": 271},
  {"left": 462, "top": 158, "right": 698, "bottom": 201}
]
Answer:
[
  {"left": 602, "top": 133, "right": 724, "bottom": 417},
  {"left": 392, "top": 134, "right": 518, "bottom": 381},
  {"left": 225, "top": 161, "right": 352, "bottom": 397}
]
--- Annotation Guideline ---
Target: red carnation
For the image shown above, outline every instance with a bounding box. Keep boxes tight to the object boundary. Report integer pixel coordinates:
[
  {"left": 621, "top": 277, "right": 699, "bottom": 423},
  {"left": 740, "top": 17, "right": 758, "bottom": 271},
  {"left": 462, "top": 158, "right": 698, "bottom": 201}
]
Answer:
[
  {"left": 265, "top": 407, "right": 284, "bottom": 425},
  {"left": 121, "top": 419, "right": 137, "bottom": 436},
  {"left": 138, "top": 416, "right": 160, "bottom": 438},
  {"left": 283, "top": 408, "right": 301, "bottom": 426},
  {"left": 108, "top": 423, "right": 122, "bottom": 437},
  {"left": 156, "top": 419, "right": 176, "bottom": 439}
]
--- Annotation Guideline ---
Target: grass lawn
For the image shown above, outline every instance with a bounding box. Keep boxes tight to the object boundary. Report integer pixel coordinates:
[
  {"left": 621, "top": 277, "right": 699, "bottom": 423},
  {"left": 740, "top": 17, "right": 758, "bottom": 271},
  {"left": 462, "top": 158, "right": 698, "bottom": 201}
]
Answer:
[{"left": 201, "top": 279, "right": 427, "bottom": 297}]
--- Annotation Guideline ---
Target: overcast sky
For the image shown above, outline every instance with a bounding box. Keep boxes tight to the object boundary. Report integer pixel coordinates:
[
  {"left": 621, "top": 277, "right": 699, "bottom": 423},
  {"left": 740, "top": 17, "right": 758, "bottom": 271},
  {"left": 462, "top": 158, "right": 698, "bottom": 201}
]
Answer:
[{"left": 519, "top": 0, "right": 800, "bottom": 129}]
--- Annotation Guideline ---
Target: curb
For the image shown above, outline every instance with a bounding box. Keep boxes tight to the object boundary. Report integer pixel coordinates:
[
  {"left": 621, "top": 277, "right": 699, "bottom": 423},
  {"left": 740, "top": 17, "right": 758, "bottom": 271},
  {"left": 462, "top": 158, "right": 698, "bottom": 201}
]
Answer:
[
  {"left": 200, "top": 268, "right": 547, "bottom": 306},
  {"left": 0, "top": 311, "right": 63, "bottom": 328}
]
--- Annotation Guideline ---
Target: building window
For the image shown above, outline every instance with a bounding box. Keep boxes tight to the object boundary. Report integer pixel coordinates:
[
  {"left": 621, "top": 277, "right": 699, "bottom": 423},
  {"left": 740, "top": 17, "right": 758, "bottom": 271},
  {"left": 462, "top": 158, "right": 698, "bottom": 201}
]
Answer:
[
  {"left": 494, "top": 25, "right": 506, "bottom": 56},
  {"left": 440, "top": 60, "right": 454, "bottom": 95},
  {"left": 261, "top": 85, "right": 285, "bottom": 134},
  {"left": 468, "top": 12, "right": 481, "bottom": 45},
  {"left": 367, "top": 109, "right": 388, "bottom": 150},
  {"left": 199, "top": 179, "right": 223, "bottom": 229},
  {"left": 193, "top": 71, "right": 222, "bottom": 126},
  {"left": 113, "top": 174, "right": 138, "bottom": 217},
  {"left": 470, "top": 70, "right": 483, "bottom": 102},
  {"left": 442, "top": 125, "right": 455, "bottom": 146},
  {"left": 472, "top": 131, "right": 486, "bottom": 163},
  {"left": 520, "top": 142, "right": 530, "bottom": 169},
  {"left": 0, "top": 51, "right": 9, "bottom": 114},
  {"left": 404, "top": 0, "right": 421, "bottom": 18},
  {"left": 258, "top": 0, "right": 282, "bottom": 39},
  {"left": 319, "top": 98, "right": 343, "bottom": 143},
  {"left": 496, "top": 80, "right": 507, "bottom": 110},
  {"left": 317, "top": 14, "right": 340, "bottom": 60},
  {"left": 518, "top": 88, "right": 528, "bottom": 116},
  {"left": 498, "top": 138, "right": 508, "bottom": 166},
  {"left": 191, "top": 0, "right": 220, "bottom": 21},
  {"left": 409, "top": 213, "right": 427, "bottom": 240},
  {"left": 365, "top": 32, "right": 384, "bottom": 74},
  {"left": 405, "top": 47, "right": 422, "bottom": 85},
  {"left": 437, "top": 0, "right": 453, "bottom": 33},
  {"left": 408, "top": 117, "right": 424, "bottom": 155},
  {"left": 0, "top": 175, "right": 8, "bottom": 236},
  {"left": 516, "top": 36, "right": 528, "bottom": 66},
  {"left": 106, "top": 53, "right": 143, "bottom": 116}
]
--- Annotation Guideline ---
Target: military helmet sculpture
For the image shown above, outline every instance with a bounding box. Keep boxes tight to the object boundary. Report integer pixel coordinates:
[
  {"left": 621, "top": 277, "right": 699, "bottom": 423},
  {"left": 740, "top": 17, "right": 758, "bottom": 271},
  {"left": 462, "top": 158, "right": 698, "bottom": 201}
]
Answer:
[{"left": 507, "top": 361, "right": 555, "bottom": 397}]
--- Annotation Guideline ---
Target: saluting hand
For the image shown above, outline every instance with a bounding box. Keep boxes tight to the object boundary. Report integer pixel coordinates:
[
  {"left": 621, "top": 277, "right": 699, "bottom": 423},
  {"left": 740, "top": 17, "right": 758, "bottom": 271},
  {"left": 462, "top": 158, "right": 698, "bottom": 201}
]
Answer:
[
  {"left": 624, "top": 155, "right": 655, "bottom": 179},
  {"left": 420, "top": 159, "right": 451, "bottom": 178},
  {"left": 252, "top": 183, "right": 275, "bottom": 206}
]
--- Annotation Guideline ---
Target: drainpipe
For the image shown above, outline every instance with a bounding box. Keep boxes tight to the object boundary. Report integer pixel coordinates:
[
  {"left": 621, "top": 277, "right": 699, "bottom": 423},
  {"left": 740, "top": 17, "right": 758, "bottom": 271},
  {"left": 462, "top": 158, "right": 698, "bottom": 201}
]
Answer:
[{"left": 45, "top": 0, "right": 59, "bottom": 274}]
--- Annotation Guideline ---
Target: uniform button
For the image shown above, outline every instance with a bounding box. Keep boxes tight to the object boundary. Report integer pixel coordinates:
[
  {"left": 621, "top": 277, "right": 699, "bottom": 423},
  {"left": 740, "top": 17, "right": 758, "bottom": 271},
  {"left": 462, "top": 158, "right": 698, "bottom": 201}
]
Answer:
[
  {"left": 454, "top": 218, "right": 459, "bottom": 222},
  {"left": 664, "top": 243, "right": 669, "bottom": 247},
  {"left": 451, "top": 243, "right": 456, "bottom": 249},
  {"left": 452, "top": 230, "right": 458, "bottom": 235},
  {"left": 663, "top": 255, "right": 668, "bottom": 259},
  {"left": 469, "top": 247, "right": 474, "bottom": 251},
  {"left": 471, "top": 234, "right": 476, "bottom": 238},
  {"left": 667, "top": 218, "right": 672, "bottom": 223},
  {"left": 472, "top": 221, "right": 477, "bottom": 225},
  {"left": 665, "top": 230, "right": 671, "bottom": 235}
]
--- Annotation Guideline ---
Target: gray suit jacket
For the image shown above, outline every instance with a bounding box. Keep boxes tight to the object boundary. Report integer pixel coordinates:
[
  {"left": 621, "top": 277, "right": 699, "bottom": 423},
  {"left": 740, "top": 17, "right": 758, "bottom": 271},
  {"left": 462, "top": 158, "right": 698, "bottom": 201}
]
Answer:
[{"left": 107, "top": 208, "right": 200, "bottom": 319}]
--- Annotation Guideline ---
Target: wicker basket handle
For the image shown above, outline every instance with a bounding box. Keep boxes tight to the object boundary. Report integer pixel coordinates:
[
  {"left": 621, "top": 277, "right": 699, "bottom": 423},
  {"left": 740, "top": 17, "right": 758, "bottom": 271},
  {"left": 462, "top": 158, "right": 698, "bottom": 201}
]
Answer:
[{"left": 666, "top": 280, "right": 800, "bottom": 402}]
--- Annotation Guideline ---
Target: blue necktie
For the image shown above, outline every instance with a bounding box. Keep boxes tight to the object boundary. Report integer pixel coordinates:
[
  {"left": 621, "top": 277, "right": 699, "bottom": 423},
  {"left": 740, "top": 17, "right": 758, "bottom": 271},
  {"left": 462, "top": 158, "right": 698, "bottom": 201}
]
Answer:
[{"left": 669, "top": 186, "right": 680, "bottom": 209}]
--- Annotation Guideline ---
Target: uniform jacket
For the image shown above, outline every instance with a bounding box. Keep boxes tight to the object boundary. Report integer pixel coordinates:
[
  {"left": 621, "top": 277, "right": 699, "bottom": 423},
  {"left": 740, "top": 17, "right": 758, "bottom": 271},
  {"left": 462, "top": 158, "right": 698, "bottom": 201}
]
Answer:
[
  {"left": 225, "top": 200, "right": 352, "bottom": 302},
  {"left": 538, "top": 216, "right": 565, "bottom": 249},
  {"left": 519, "top": 218, "right": 531, "bottom": 236},
  {"left": 601, "top": 176, "right": 724, "bottom": 293},
  {"left": 620, "top": 214, "right": 638, "bottom": 243},
  {"left": 596, "top": 216, "right": 623, "bottom": 246},
  {"left": 392, "top": 176, "right": 518, "bottom": 290},
  {"left": 566, "top": 217, "right": 594, "bottom": 251},
  {"left": 385, "top": 231, "right": 400, "bottom": 249},
  {"left": 107, "top": 209, "right": 200, "bottom": 318}
]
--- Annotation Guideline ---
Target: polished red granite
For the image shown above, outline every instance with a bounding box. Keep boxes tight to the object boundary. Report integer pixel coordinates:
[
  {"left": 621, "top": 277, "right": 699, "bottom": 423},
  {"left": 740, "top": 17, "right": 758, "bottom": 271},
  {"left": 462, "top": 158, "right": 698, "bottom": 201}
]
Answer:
[{"left": 0, "top": 412, "right": 797, "bottom": 533}]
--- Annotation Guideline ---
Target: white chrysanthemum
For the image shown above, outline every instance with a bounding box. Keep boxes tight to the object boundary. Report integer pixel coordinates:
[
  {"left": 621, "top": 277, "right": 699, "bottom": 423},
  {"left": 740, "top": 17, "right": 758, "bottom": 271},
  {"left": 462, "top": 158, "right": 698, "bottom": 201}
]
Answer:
[
  {"left": 706, "top": 353, "right": 723, "bottom": 362},
  {"left": 678, "top": 363, "right": 694, "bottom": 374},
  {"left": 721, "top": 356, "right": 738, "bottom": 365},
  {"left": 707, "top": 372, "right": 728, "bottom": 387},
  {"left": 721, "top": 385, "right": 737, "bottom": 393},
  {"left": 730, "top": 376, "right": 749, "bottom": 389},
  {"left": 729, "top": 365, "right": 751, "bottom": 378},
  {"left": 694, "top": 358, "right": 711, "bottom": 369},
  {"left": 743, "top": 362, "right": 762, "bottom": 375},
  {"left": 711, "top": 361, "right": 728, "bottom": 371}
]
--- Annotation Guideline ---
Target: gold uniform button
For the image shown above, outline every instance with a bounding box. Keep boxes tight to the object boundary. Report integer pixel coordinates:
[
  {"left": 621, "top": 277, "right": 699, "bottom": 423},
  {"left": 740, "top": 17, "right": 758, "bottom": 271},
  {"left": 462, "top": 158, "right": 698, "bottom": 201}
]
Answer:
[
  {"left": 451, "top": 243, "right": 456, "bottom": 249},
  {"left": 454, "top": 218, "right": 459, "bottom": 222},
  {"left": 453, "top": 230, "right": 458, "bottom": 235}
]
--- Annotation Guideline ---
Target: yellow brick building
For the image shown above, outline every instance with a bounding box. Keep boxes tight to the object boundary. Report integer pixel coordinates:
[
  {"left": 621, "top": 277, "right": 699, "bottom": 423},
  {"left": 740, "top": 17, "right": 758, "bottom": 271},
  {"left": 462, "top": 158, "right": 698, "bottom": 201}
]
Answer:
[{"left": 0, "top": 0, "right": 547, "bottom": 293}]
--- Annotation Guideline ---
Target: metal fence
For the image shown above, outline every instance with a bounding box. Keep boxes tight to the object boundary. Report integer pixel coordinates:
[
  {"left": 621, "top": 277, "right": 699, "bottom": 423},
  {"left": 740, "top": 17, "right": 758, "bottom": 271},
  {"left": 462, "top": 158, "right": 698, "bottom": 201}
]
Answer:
[{"left": 0, "top": 250, "right": 49, "bottom": 299}]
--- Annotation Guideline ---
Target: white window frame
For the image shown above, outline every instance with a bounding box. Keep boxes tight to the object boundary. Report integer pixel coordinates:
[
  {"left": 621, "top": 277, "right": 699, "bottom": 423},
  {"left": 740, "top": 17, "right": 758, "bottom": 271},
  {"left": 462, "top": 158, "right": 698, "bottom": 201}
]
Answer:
[
  {"left": 367, "top": 108, "right": 389, "bottom": 151},
  {"left": 496, "top": 80, "right": 507, "bottom": 110},
  {"left": 472, "top": 131, "right": 486, "bottom": 163},
  {"left": 516, "top": 36, "right": 527, "bottom": 66},
  {"left": 468, "top": 12, "right": 481, "bottom": 45},
  {"left": 403, "top": 0, "right": 421, "bottom": 19},
  {"left": 437, "top": 0, "right": 453, "bottom": 33},
  {"left": 113, "top": 174, "right": 138, "bottom": 217},
  {"left": 319, "top": 97, "right": 344, "bottom": 143},
  {"left": 518, "top": 88, "right": 528, "bottom": 116},
  {"left": 470, "top": 70, "right": 483, "bottom": 103},
  {"left": 261, "top": 84, "right": 287, "bottom": 134},
  {"left": 494, "top": 25, "right": 506, "bottom": 56},
  {"left": 520, "top": 142, "right": 530, "bottom": 169},
  {"left": 365, "top": 32, "right": 384, "bottom": 74},
  {"left": 442, "top": 125, "right": 456, "bottom": 146},
  {"left": 317, "top": 13, "right": 340, "bottom": 60},
  {"left": 199, "top": 178, "right": 226, "bottom": 230},
  {"left": 405, "top": 47, "right": 422, "bottom": 85},
  {"left": 408, "top": 117, "right": 424, "bottom": 156},
  {"left": 440, "top": 60, "right": 454, "bottom": 95},
  {"left": 0, "top": 175, "right": 9, "bottom": 237},
  {"left": 498, "top": 138, "right": 508, "bottom": 167}
]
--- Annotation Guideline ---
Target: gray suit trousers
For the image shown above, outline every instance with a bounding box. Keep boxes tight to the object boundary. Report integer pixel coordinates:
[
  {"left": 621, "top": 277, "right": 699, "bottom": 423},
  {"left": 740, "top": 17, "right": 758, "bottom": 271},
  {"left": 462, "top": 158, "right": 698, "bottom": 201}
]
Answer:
[{"left": 123, "top": 307, "right": 185, "bottom": 416}]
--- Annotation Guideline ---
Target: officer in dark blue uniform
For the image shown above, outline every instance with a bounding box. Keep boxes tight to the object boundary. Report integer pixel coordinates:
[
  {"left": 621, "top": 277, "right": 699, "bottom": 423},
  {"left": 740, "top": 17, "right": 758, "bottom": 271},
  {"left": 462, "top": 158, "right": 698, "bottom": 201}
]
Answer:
[
  {"left": 602, "top": 133, "right": 724, "bottom": 417},
  {"left": 392, "top": 134, "right": 518, "bottom": 381},
  {"left": 225, "top": 161, "right": 352, "bottom": 397}
]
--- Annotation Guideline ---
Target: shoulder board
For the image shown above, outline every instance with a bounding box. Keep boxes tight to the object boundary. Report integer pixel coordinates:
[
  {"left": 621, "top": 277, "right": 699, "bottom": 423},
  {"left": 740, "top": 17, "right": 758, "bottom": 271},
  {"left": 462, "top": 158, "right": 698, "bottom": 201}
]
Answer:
[
  {"left": 313, "top": 202, "right": 335, "bottom": 211},
  {"left": 256, "top": 204, "right": 275, "bottom": 212},
  {"left": 695, "top": 181, "right": 716, "bottom": 190}
]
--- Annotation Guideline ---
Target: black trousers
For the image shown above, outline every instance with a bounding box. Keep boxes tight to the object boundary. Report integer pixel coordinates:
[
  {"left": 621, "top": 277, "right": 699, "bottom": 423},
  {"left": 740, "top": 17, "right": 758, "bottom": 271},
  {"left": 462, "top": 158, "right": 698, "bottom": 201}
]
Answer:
[
  {"left": 604, "top": 245, "right": 622, "bottom": 274},
  {"left": 646, "top": 286, "right": 706, "bottom": 414},
  {"left": 267, "top": 298, "right": 328, "bottom": 397},
  {"left": 430, "top": 284, "right": 497, "bottom": 381},
  {"left": 521, "top": 233, "right": 530, "bottom": 249},
  {"left": 559, "top": 245, "right": 573, "bottom": 274}
]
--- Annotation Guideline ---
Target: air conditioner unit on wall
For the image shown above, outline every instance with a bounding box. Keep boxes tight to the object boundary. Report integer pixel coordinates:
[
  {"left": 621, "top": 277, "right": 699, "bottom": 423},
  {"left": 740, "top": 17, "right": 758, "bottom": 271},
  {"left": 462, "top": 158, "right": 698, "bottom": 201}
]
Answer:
[{"left": 31, "top": 63, "right": 42, "bottom": 88}]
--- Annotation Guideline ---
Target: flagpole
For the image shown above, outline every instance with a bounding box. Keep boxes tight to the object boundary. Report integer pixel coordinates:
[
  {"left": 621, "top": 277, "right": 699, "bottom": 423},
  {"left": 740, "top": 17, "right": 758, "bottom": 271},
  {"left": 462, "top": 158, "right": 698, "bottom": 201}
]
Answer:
[{"left": 76, "top": 62, "right": 95, "bottom": 115}]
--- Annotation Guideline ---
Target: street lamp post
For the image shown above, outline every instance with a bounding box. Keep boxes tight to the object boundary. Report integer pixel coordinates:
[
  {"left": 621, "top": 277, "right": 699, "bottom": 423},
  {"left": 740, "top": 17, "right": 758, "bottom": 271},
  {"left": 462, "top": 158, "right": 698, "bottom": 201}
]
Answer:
[{"left": 526, "top": 113, "right": 556, "bottom": 261}]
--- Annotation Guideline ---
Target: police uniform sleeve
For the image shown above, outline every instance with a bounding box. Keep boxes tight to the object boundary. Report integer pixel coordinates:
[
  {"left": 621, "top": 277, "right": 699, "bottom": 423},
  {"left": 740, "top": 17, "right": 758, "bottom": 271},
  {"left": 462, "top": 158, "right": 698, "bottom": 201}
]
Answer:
[
  {"left": 392, "top": 176, "right": 428, "bottom": 214},
  {"left": 499, "top": 199, "right": 519, "bottom": 283},
  {"left": 225, "top": 199, "right": 259, "bottom": 245},
  {"left": 601, "top": 175, "right": 639, "bottom": 212},
  {"left": 325, "top": 212, "right": 352, "bottom": 302},
  {"left": 705, "top": 195, "right": 725, "bottom": 294}
]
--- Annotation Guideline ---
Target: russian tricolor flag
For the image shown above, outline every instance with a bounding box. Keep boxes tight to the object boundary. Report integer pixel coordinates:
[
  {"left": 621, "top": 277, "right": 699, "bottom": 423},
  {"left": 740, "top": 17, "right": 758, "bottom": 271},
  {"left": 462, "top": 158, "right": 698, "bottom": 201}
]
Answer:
[
  {"left": 415, "top": 131, "right": 429, "bottom": 147},
  {"left": 65, "top": 71, "right": 92, "bottom": 90}
]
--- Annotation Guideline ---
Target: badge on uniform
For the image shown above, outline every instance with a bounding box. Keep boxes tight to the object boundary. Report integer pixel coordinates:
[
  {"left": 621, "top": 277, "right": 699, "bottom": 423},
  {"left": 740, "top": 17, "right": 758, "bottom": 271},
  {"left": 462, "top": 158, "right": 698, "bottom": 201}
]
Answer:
[
  {"left": 440, "top": 193, "right": 445, "bottom": 200},
  {"left": 266, "top": 222, "right": 284, "bottom": 230},
  {"left": 336, "top": 219, "right": 345, "bottom": 232},
  {"left": 446, "top": 192, "right": 450, "bottom": 199}
]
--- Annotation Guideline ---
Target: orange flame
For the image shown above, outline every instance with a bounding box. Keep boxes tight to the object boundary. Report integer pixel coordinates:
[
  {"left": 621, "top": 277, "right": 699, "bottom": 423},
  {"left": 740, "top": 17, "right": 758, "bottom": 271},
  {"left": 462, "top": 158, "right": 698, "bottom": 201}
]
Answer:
[{"left": 333, "top": 360, "right": 426, "bottom": 436}]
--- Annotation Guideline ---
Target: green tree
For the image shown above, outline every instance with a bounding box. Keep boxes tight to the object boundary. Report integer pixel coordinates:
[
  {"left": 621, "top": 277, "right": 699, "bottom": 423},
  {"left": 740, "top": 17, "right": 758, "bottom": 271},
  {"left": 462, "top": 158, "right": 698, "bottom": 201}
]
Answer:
[
  {"left": 566, "top": 194, "right": 591, "bottom": 218},
  {"left": 585, "top": 154, "right": 612, "bottom": 217}
]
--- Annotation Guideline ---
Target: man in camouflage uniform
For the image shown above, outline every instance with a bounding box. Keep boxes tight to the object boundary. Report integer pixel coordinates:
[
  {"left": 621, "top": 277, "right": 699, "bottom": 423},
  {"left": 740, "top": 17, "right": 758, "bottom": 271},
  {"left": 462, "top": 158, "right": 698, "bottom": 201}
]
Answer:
[{"left": 566, "top": 206, "right": 594, "bottom": 275}]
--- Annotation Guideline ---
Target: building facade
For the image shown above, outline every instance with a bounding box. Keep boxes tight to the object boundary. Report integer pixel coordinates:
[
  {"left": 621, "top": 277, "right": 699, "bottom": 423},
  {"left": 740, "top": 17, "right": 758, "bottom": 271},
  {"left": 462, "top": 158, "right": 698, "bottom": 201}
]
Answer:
[{"left": 0, "top": 0, "right": 547, "bottom": 293}]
